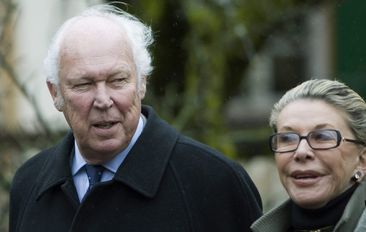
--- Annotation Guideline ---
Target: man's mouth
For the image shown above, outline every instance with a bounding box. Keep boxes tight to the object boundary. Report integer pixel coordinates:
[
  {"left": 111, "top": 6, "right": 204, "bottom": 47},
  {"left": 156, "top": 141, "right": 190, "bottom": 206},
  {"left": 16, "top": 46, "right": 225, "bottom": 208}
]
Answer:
[{"left": 93, "top": 122, "right": 117, "bottom": 129}]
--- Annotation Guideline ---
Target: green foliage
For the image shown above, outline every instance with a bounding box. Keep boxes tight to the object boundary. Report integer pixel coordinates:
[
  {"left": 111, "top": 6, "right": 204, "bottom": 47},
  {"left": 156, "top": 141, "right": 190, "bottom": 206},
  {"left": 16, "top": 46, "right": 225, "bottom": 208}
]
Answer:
[
  {"left": 108, "top": 0, "right": 329, "bottom": 158},
  {"left": 0, "top": 0, "right": 347, "bottom": 230},
  {"left": 336, "top": 0, "right": 366, "bottom": 97}
]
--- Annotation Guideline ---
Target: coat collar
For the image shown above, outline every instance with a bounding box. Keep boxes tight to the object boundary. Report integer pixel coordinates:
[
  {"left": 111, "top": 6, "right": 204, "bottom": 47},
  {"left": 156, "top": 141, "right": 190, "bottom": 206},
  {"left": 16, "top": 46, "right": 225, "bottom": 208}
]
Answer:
[
  {"left": 251, "top": 181, "right": 366, "bottom": 232},
  {"left": 36, "top": 106, "right": 179, "bottom": 200},
  {"left": 335, "top": 181, "right": 366, "bottom": 231},
  {"left": 112, "top": 105, "right": 179, "bottom": 198},
  {"left": 251, "top": 199, "right": 291, "bottom": 232},
  {"left": 35, "top": 131, "right": 76, "bottom": 201}
]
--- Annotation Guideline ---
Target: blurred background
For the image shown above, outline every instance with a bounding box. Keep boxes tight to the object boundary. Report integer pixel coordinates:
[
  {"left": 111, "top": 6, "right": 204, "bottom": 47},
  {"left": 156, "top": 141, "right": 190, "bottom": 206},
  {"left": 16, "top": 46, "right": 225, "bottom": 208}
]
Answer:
[{"left": 1, "top": 0, "right": 366, "bottom": 230}]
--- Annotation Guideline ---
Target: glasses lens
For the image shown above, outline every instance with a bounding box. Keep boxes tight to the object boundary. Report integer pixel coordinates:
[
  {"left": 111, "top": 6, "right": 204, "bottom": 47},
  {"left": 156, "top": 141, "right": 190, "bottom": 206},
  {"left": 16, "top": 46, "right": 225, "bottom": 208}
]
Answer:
[
  {"left": 271, "top": 133, "right": 299, "bottom": 152},
  {"left": 308, "top": 130, "right": 339, "bottom": 149}
]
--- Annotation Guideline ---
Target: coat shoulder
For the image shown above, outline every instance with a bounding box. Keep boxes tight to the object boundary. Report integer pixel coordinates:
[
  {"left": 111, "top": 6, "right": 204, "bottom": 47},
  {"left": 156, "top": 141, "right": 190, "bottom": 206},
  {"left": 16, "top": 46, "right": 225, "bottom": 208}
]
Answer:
[
  {"left": 173, "top": 135, "right": 248, "bottom": 175},
  {"left": 172, "top": 135, "right": 262, "bottom": 206},
  {"left": 166, "top": 135, "right": 263, "bottom": 229},
  {"left": 11, "top": 147, "right": 54, "bottom": 191},
  {"left": 9, "top": 146, "right": 56, "bottom": 232}
]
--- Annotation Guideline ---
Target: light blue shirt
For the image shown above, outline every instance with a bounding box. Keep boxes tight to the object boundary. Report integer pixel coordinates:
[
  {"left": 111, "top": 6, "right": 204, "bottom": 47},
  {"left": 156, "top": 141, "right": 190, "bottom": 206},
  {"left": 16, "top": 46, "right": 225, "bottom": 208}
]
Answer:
[{"left": 72, "top": 116, "right": 145, "bottom": 201}]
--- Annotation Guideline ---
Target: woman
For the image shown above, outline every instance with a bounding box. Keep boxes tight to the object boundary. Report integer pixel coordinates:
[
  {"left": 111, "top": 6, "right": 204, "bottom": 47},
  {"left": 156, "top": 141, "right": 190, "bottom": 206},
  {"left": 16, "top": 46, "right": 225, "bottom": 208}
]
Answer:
[{"left": 251, "top": 79, "right": 366, "bottom": 232}]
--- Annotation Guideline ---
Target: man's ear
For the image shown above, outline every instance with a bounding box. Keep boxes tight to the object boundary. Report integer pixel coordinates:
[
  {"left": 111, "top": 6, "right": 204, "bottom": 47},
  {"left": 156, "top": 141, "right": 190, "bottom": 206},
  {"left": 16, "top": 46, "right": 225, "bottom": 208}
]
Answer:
[
  {"left": 47, "top": 81, "right": 63, "bottom": 111},
  {"left": 138, "top": 76, "right": 147, "bottom": 99},
  {"left": 47, "top": 81, "right": 57, "bottom": 100}
]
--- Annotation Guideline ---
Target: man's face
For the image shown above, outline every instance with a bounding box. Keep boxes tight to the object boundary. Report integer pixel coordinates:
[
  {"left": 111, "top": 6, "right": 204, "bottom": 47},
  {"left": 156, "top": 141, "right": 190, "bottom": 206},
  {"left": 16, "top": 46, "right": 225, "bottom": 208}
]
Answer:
[{"left": 48, "top": 17, "right": 145, "bottom": 163}]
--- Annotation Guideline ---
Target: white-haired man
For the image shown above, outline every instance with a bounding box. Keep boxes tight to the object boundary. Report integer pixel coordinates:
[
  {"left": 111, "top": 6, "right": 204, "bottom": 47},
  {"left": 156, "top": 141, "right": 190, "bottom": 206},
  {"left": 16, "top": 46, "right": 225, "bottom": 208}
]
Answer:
[{"left": 10, "top": 4, "right": 262, "bottom": 232}]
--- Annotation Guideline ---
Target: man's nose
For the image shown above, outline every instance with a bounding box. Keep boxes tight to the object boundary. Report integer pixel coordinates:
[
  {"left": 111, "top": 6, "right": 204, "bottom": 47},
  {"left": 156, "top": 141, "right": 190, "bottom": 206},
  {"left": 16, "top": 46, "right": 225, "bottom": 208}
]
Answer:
[{"left": 93, "top": 84, "right": 113, "bottom": 109}]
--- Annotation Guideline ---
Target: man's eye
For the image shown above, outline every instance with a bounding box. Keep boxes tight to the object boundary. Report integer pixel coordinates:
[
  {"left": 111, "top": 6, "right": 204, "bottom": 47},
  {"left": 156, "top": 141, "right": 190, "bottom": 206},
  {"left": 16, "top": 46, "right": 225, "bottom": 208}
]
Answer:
[
  {"left": 113, "top": 78, "right": 124, "bottom": 83},
  {"left": 110, "top": 78, "right": 127, "bottom": 86},
  {"left": 74, "top": 83, "right": 91, "bottom": 90},
  {"left": 78, "top": 83, "right": 90, "bottom": 86}
]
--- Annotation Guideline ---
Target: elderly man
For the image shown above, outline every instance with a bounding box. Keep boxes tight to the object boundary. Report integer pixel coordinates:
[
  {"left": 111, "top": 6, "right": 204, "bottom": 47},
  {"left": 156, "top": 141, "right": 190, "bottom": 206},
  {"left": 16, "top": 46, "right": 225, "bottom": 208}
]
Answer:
[{"left": 10, "top": 4, "right": 262, "bottom": 232}]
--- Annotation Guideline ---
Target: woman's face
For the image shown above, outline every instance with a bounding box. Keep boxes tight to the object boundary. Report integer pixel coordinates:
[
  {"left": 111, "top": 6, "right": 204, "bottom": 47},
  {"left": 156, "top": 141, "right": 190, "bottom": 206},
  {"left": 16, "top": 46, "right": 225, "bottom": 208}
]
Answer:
[{"left": 275, "top": 99, "right": 365, "bottom": 209}]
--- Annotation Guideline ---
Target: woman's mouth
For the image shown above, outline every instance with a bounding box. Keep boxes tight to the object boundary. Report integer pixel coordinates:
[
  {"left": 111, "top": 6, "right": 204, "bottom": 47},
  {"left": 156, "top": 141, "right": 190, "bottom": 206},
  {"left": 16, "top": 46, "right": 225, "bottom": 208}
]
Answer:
[{"left": 290, "top": 170, "right": 323, "bottom": 186}]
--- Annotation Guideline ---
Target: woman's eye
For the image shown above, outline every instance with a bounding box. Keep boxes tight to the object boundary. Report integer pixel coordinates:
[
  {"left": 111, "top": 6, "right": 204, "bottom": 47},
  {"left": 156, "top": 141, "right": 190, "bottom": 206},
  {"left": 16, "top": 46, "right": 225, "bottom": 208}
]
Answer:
[
  {"left": 279, "top": 134, "right": 296, "bottom": 143},
  {"left": 312, "top": 131, "right": 335, "bottom": 141}
]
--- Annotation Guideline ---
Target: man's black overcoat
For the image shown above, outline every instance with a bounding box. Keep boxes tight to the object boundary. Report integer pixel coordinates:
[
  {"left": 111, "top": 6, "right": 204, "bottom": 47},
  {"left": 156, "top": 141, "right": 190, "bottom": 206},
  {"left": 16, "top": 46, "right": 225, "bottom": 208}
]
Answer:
[{"left": 10, "top": 106, "right": 262, "bottom": 232}]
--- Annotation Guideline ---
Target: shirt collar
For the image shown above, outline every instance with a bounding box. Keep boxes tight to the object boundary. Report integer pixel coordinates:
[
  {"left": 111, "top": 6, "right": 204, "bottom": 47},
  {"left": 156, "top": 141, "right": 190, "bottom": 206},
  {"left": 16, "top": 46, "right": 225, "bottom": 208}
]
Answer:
[{"left": 72, "top": 115, "right": 145, "bottom": 175}]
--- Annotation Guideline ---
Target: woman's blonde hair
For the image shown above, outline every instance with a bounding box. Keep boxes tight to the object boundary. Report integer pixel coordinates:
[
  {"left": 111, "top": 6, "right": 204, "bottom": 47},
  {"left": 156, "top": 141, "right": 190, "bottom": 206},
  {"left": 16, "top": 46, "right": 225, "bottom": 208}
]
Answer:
[{"left": 270, "top": 79, "right": 366, "bottom": 143}]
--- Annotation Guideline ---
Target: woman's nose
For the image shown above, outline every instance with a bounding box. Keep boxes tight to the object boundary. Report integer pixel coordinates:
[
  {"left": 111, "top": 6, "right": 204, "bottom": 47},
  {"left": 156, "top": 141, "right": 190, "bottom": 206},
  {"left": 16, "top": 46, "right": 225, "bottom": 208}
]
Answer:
[{"left": 293, "top": 139, "right": 314, "bottom": 161}]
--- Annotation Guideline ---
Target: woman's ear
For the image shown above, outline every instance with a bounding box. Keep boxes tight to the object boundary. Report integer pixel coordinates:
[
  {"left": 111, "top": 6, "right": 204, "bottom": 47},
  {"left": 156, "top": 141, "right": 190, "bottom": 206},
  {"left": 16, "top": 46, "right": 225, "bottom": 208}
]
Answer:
[{"left": 358, "top": 147, "right": 366, "bottom": 174}]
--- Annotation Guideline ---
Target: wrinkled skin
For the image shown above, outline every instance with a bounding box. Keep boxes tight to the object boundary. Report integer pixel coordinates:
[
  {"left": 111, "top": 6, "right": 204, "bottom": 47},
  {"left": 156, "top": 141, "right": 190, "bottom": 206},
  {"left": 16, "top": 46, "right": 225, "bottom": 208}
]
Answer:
[
  {"left": 275, "top": 99, "right": 366, "bottom": 209},
  {"left": 48, "top": 17, "right": 146, "bottom": 164}
]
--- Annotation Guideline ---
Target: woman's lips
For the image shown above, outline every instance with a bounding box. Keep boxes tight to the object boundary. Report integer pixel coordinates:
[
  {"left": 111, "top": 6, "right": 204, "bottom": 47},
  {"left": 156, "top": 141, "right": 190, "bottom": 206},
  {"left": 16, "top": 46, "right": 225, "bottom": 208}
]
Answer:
[{"left": 290, "top": 170, "right": 323, "bottom": 186}]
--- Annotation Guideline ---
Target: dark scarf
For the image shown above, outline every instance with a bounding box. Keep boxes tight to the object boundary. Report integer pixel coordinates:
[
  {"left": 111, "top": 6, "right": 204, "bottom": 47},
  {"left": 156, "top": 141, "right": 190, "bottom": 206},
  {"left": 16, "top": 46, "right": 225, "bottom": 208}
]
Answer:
[{"left": 289, "top": 183, "right": 358, "bottom": 232}]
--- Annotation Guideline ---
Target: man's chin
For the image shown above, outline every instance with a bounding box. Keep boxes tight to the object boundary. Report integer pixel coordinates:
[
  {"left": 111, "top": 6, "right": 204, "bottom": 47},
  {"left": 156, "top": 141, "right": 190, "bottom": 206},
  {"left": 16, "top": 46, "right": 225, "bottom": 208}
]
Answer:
[{"left": 82, "top": 141, "right": 124, "bottom": 162}]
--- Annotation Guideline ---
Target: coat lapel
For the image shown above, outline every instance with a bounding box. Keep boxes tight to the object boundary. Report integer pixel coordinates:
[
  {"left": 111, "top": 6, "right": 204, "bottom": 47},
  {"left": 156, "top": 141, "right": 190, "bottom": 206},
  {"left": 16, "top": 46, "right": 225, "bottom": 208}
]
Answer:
[
  {"left": 113, "top": 106, "right": 179, "bottom": 198},
  {"left": 35, "top": 132, "right": 79, "bottom": 206},
  {"left": 35, "top": 106, "right": 178, "bottom": 203}
]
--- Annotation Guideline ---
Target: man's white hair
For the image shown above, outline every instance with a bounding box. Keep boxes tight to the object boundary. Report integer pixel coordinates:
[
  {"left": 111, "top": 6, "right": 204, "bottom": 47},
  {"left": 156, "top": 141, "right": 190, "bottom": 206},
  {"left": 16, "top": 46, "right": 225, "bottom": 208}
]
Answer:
[{"left": 44, "top": 4, "right": 154, "bottom": 90}]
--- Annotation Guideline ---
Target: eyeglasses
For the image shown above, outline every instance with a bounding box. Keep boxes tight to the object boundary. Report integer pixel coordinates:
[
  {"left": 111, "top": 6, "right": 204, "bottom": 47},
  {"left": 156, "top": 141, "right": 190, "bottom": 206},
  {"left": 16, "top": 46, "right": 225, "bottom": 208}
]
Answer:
[{"left": 269, "top": 129, "right": 365, "bottom": 153}]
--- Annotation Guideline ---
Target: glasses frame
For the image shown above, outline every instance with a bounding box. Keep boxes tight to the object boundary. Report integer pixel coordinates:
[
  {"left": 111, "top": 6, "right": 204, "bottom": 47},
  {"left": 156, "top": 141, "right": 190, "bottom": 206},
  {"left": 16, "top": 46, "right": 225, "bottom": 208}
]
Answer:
[{"left": 269, "top": 129, "right": 366, "bottom": 153}]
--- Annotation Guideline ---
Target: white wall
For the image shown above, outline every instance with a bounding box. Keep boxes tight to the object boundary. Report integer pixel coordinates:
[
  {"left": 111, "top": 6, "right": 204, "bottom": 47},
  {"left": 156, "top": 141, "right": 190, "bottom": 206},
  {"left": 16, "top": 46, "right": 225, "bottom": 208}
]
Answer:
[
  {"left": 306, "top": 3, "right": 334, "bottom": 79},
  {"left": 14, "top": 0, "right": 101, "bottom": 132}
]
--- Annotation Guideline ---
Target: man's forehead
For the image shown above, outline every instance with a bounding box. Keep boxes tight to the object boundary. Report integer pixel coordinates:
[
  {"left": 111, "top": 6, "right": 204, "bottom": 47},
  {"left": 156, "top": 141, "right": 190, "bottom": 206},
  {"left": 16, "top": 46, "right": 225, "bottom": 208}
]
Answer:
[
  {"left": 61, "top": 16, "right": 127, "bottom": 47},
  {"left": 60, "top": 17, "right": 131, "bottom": 56}
]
